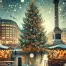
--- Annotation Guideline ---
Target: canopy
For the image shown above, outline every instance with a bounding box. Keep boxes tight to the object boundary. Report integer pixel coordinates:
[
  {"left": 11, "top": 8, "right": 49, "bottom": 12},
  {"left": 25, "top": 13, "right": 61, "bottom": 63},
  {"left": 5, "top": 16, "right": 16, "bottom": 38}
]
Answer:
[
  {"left": 48, "top": 44, "right": 66, "bottom": 49},
  {"left": 14, "top": 48, "right": 22, "bottom": 51},
  {"left": 0, "top": 44, "right": 9, "bottom": 50}
]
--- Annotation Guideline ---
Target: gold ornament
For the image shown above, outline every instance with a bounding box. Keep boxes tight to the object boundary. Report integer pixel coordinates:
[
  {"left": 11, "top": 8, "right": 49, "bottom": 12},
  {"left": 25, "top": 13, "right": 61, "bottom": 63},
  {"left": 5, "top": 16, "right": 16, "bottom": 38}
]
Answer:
[{"left": 30, "top": 35, "right": 35, "bottom": 39}]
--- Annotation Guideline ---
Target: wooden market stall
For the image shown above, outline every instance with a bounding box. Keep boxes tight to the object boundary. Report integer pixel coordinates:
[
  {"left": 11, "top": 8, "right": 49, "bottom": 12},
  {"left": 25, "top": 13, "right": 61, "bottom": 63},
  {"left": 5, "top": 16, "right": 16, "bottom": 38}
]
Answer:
[
  {"left": 47, "top": 44, "right": 66, "bottom": 66},
  {"left": 0, "top": 44, "right": 13, "bottom": 61}
]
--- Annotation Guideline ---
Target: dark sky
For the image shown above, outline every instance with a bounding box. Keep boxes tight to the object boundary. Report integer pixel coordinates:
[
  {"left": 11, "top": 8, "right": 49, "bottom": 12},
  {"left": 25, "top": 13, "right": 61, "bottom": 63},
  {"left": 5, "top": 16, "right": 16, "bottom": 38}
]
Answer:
[{"left": 0, "top": 0, "right": 66, "bottom": 33}]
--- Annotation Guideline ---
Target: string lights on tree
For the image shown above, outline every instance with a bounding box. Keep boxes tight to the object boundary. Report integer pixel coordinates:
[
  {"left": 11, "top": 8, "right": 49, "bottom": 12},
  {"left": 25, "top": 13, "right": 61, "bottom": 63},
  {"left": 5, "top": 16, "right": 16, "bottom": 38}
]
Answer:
[{"left": 19, "top": 0, "right": 47, "bottom": 52}]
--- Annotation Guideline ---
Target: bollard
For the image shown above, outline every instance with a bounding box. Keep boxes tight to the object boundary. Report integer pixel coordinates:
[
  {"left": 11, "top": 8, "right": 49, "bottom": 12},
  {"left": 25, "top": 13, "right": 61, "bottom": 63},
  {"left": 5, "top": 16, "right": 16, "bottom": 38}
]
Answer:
[{"left": 18, "top": 57, "right": 22, "bottom": 66}]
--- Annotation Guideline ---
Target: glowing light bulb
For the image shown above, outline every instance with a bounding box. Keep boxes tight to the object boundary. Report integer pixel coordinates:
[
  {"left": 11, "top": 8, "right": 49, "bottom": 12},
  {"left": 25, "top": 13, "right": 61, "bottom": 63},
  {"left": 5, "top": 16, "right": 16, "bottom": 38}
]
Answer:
[
  {"left": 21, "top": 0, "right": 24, "bottom": 2},
  {"left": 30, "top": 53, "right": 34, "bottom": 58}
]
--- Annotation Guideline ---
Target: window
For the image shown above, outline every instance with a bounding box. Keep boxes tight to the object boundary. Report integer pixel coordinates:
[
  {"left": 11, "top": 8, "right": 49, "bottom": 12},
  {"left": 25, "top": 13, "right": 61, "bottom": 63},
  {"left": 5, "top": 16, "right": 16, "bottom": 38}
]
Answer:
[
  {"left": 6, "top": 24, "right": 9, "bottom": 26},
  {"left": 10, "top": 25, "right": 12, "bottom": 26},
  {"left": 2, "top": 32, "right": 5, "bottom": 34},
  {"left": 6, "top": 41, "right": 9, "bottom": 44},
  {"left": 6, "top": 37, "right": 9, "bottom": 39},
  {"left": 10, "top": 37, "right": 12, "bottom": 39},
  {"left": 6, "top": 33, "right": 9, "bottom": 34},
  {"left": 10, "top": 30, "right": 12, "bottom": 33},
  {"left": 2, "top": 30, "right": 5, "bottom": 33},
  {"left": 2, "top": 34, "right": 5, "bottom": 36},
  {"left": 2, "top": 37, "right": 5, "bottom": 39},
  {"left": 6, "top": 27, "right": 9, "bottom": 29},
  {"left": 2, "top": 27, "right": 5, "bottom": 29},
  {"left": 10, "top": 33, "right": 13, "bottom": 34},
  {"left": 2, "top": 24, "right": 5, "bottom": 26},
  {"left": 6, "top": 30, "right": 9, "bottom": 33},
  {"left": 10, "top": 28, "right": 12, "bottom": 29},
  {"left": 10, "top": 41, "right": 12, "bottom": 43},
  {"left": 55, "top": 34, "right": 61, "bottom": 39},
  {"left": 6, "top": 34, "right": 9, "bottom": 37},
  {"left": 10, "top": 35, "right": 12, "bottom": 37}
]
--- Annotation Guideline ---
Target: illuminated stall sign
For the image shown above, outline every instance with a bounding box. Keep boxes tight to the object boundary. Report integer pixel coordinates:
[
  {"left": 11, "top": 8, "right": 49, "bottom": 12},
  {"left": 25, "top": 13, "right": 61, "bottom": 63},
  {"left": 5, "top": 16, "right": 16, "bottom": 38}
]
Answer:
[
  {"left": 48, "top": 50, "right": 66, "bottom": 59},
  {"left": 0, "top": 50, "right": 12, "bottom": 60}
]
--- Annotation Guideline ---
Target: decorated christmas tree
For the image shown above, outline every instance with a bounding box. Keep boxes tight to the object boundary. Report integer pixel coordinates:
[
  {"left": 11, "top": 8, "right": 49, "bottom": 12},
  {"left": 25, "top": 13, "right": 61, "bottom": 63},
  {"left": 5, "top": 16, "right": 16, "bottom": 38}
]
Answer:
[{"left": 19, "top": 0, "right": 47, "bottom": 52}]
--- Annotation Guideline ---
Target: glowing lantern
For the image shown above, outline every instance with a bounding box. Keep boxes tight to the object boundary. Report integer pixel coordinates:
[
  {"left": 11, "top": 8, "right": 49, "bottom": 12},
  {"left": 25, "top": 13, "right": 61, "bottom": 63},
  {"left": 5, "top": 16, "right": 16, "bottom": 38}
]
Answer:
[{"left": 30, "top": 53, "right": 34, "bottom": 58}]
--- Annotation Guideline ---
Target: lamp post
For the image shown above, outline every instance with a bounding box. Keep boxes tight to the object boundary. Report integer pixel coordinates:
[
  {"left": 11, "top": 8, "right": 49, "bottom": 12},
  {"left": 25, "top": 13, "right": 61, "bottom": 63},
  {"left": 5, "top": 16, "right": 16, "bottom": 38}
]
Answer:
[{"left": 18, "top": 56, "right": 22, "bottom": 66}]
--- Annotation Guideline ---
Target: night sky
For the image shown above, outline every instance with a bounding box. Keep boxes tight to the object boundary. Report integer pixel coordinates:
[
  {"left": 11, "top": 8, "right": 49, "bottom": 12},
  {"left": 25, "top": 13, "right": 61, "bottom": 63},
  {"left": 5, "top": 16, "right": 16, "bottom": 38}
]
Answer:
[{"left": 0, "top": 0, "right": 66, "bottom": 33}]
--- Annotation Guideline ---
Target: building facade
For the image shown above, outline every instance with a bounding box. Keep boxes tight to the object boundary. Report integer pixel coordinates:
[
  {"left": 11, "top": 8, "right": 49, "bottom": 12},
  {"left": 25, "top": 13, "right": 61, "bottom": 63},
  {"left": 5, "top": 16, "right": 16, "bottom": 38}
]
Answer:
[
  {"left": 47, "top": 28, "right": 66, "bottom": 44},
  {"left": 0, "top": 19, "right": 21, "bottom": 45}
]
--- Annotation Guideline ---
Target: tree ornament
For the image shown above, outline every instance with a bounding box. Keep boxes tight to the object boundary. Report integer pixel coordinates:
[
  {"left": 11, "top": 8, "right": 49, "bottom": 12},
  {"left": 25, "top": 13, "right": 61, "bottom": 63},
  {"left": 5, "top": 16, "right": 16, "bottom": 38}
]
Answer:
[
  {"left": 30, "top": 35, "right": 36, "bottom": 39},
  {"left": 35, "top": 9, "right": 38, "bottom": 13}
]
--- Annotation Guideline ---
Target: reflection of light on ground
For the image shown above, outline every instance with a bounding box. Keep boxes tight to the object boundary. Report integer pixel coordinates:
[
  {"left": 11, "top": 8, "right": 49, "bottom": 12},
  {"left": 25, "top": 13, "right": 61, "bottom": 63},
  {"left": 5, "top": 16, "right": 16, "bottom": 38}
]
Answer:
[
  {"left": 35, "top": 54, "right": 48, "bottom": 66},
  {"left": 15, "top": 54, "right": 49, "bottom": 66},
  {"left": 40, "top": 54, "right": 48, "bottom": 66},
  {"left": 29, "top": 61, "right": 31, "bottom": 65}
]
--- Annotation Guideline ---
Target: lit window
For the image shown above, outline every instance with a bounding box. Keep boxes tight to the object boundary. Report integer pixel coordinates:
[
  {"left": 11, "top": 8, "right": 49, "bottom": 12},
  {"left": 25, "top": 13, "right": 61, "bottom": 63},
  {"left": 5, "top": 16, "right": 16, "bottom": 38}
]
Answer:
[
  {"left": 10, "top": 35, "right": 12, "bottom": 37},
  {"left": 6, "top": 30, "right": 9, "bottom": 33},
  {"left": 6, "top": 33, "right": 9, "bottom": 34},
  {"left": 10, "top": 25, "right": 12, "bottom": 26},
  {"left": 10, "top": 32, "right": 12, "bottom": 34},
  {"left": 6, "top": 35, "right": 9, "bottom": 36},
  {"left": 2, "top": 35, "right": 5, "bottom": 36},
  {"left": 2, "top": 27, "right": 5, "bottom": 29},
  {"left": 2, "top": 24, "right": 5, "bottom": 26},
  {"left": 10, "top": 41, "right": 12, "bottom": 43},
  {"left": 6, "top": 24, "right": 9, "bottom": 26},
  {"left": 6, "top": 27, "right": 9, "bottom": 29},
  {"left": 10, "top": 37, "right": 12, "bottom": 39},
  {"left": 2, "top": 37, "right": 5, "bottom": 39},
  {"left": 10, "top": 28, "right": 12, "bottom": 29},
  {"left": 6, "top": 41, "right": 9, "bottom": 44},
  {"left": 2, "top": 32, "right": 5, "bottom": 34},
  {"left": 6, "top": 37, "right": 9, "bottom": 39},
  {"left": 2, "top": 30, "right": 5, "bottom": 33},
  {"left": 10, "top": 30, "right": 12, "bottom": 33}
]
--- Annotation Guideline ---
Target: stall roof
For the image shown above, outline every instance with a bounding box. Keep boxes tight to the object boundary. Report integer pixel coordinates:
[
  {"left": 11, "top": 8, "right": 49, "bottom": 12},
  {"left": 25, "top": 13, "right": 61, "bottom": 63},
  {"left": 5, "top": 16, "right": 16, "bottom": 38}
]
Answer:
[
  {"left": 48, "top": 44, "right": 66, "bottom": 49},
  {"left": 0, "top": 44, "right": 9, "bottom": 49}
]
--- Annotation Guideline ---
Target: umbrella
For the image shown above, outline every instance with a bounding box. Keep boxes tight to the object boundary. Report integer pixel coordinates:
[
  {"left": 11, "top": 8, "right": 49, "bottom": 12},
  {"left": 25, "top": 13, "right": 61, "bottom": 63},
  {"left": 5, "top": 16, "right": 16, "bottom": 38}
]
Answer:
[{"left": 0, "top": 44, "right": 9, "bottom": 50}]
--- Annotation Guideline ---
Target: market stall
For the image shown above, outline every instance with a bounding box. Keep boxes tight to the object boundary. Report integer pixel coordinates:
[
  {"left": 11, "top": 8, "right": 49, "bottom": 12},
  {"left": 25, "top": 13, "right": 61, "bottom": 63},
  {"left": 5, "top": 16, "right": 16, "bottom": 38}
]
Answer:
[
  {"left": 0, "top": 44, "right": 13, "bottom": 61},
  {"left": 47, "top": 44, "right": 66, "bottom": 66}
]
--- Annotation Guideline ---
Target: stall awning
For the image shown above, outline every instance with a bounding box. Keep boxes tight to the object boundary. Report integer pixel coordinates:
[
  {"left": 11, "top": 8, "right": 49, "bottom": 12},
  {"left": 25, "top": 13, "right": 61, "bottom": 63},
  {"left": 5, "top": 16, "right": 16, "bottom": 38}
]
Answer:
[
  {"left": 0, "top": 44, "right": 9, "bottom": 50},
  {"left": 48, "top": 44, "right": 66, "bottom": 49}
]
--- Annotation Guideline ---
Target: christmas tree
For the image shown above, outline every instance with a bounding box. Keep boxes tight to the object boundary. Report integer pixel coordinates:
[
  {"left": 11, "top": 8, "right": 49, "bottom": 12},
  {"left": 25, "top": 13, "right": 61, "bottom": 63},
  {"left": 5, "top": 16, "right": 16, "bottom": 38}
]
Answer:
[{"left": 19, "top": 0, "right": 47, "bottom": 52}]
